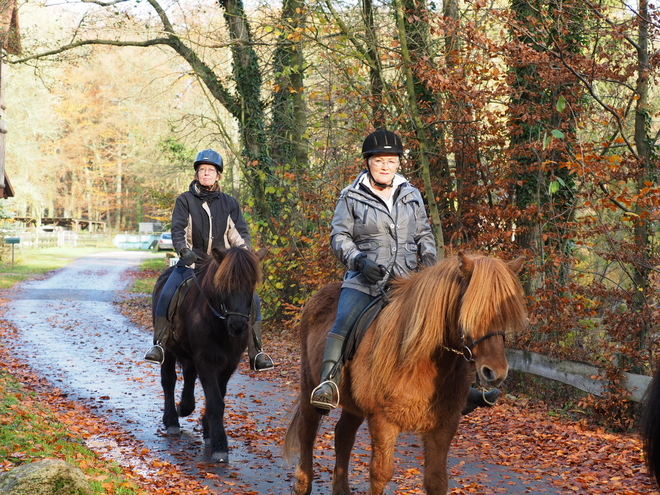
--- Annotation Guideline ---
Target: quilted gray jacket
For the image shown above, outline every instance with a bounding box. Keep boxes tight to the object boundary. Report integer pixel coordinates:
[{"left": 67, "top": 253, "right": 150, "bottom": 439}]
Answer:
[{"left": 331, "top": 170, "right": 437, "bottom": 296}]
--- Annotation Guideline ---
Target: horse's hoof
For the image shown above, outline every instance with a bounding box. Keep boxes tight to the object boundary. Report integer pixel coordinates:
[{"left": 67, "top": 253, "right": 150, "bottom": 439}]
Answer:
[
  {"left": 177, "top": 403, "right": 195, "bottom": 417},
  {"left": 166, "top": 426, "right": 181, "bottom": 436},
  {"left": 212, "top": 450, "right": 229, "bottom": 463}
]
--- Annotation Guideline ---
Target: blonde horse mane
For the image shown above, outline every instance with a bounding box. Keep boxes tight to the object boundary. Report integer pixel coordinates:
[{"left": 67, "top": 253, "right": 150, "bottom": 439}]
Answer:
[{"left": 368, "top": 253, "right": 527, "bottom": 388}]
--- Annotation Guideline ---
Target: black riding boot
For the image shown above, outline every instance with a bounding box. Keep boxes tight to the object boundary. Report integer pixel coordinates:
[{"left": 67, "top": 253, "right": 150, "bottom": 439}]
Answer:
[
  {"left": 144, "top": 314, "right": 169, "bottom": 364},
  {"left": 461, "top": 387, "right": 501, "bottom": 415},
  {"left": 248, "top": 320, "right": 274, "bottom": 371},
  {"left": 310, "top": 334, "right": 346, "bottom": 414}
]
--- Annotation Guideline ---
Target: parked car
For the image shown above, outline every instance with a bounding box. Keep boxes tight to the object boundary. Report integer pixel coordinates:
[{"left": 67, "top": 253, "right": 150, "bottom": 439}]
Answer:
[{"left": 157, "top": 232, "right": 173, "bottom": 251}]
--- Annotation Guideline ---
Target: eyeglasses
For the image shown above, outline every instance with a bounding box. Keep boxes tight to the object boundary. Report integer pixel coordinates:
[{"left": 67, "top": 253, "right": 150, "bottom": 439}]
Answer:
[
  {"left": 370, "top": 157, "right": 399, "bottom": 169},
  {"left": 198, "top": 167, "right": 218, "bottom": 175}
]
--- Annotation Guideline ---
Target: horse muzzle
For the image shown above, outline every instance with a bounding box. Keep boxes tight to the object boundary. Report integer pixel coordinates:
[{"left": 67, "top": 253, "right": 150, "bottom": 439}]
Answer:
[
  {"left": 227, "top": 316, "right": 249, "bottom": 337},
  {"left": 477, "top": 362, "right": 508, "bottom": 388}
]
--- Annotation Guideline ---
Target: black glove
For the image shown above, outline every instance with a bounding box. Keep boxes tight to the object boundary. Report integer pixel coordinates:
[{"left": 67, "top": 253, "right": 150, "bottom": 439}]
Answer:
[
  {"left": 421, "top": 254, "right": 437, "bottom": 267},
  {"left": 179, "top": 248, "right": 197, "bottom": 266},
  {"left": 355, "top": 254, "right": 386, "bottom": 284}
]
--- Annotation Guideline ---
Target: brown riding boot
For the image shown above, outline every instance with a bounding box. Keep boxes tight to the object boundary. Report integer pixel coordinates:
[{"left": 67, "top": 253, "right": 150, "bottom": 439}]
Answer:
[
  {"left": 310, "top": 334, "right": 346, "bottom": 414},
  {"left": 248, "top": 320, "right": 274, "bottom": 372},
  {"left": 144, "top": 315, "right": 169, "bottom": 364}
]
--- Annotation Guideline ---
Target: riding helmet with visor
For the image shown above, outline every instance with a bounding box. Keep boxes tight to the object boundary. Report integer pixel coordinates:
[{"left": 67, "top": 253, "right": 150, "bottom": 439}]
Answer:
[
  {"left": 361, "top": 128, "right": 404, "bottom": 158},
  {"left": 194, "top": 149, "right": 224, "bottom": 173}
]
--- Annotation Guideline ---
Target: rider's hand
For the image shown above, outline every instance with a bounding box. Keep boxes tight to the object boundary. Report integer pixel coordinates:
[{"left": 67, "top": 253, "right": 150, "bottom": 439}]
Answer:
[
  {"left": 179, "top": 248, "right": 197, "bottom": 266},
  {"left": 421, "top": 254, "right": 437, "bottom": 267},
  {"left": 355, "top": 254, "right": 386, "bottom": 284}
]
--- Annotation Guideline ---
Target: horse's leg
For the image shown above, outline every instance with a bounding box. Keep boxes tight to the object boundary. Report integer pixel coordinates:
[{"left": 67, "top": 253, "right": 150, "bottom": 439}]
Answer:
[
  {"left": 290, "top": 398, "right": 323, "bottom": 495},
  {"left": 421, "top": 418, "right": 460, "bottom": 495},
  {"left": 177, "top": 358, "right": 197, "bottom": 417},
  {"left": 198, "top": 367, "right": 230, "bottom": 462},
  {"left": 366, "top": 416, "right": 399, "bottom": 495},
  {"left": 160, "top": 352, "right": 181, "bottom": 436},
  {"left": 332, "top": 410, "right": 364, "bottom": 495}
]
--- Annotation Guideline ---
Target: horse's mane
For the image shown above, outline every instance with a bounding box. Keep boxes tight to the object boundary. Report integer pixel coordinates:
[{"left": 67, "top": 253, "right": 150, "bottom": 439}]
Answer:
[
  {"left": 198, "top": 247, "right": 262, "bottom": 296},
  {"left": 369, "top": 254, "right": 527, "bottom": 385}
]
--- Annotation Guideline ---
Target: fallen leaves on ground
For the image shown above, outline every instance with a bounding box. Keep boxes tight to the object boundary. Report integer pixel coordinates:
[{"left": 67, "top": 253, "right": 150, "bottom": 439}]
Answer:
[{"left": 2, "top": 265, "right": 659, "bottom": 494}]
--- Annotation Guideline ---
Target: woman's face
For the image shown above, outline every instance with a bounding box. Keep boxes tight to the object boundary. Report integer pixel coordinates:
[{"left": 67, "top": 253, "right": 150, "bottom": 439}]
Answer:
[
  {"left": 197, "top": 164, "right": 219, "bottom": 187},
  {"left": 367, "top": 153, "right": 399, "bottom": 186}
]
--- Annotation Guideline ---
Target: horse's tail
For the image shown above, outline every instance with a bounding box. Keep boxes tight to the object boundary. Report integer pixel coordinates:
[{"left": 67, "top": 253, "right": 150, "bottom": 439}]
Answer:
[
  {"left": 643, "top": 365, "right": 660, "bottom": 486},
  {"left": 283, "top": 398, "right": 301, "bottom": 465}
]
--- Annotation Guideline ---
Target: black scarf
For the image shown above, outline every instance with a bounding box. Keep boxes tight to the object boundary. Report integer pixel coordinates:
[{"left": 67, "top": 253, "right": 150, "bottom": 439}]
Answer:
[{"left": 190, "top": 180, "right": 221, "bottom": 201}]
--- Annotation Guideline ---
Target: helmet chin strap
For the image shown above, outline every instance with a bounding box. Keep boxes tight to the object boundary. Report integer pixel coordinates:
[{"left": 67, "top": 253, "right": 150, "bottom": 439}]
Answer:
[{"left": 367, "top": 169, "right": 394, "bottom": 189}]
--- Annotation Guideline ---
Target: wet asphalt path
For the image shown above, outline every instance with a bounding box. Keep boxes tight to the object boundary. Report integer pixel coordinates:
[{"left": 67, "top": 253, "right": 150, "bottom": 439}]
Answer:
[{"left": 1, "top": 250, "right": 564, "bottom": 494}]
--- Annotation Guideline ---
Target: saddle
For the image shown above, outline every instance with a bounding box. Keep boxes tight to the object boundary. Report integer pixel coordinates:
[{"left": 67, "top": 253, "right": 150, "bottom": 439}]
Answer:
[
  {"left": 166, "top": 275, "right": 194, "bottom": 342},
  {"left": 341, "top": 294, "right": 388, "bottom": 364}
]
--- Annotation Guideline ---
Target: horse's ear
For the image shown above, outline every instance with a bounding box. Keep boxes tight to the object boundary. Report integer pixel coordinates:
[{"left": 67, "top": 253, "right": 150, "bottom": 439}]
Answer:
[
  {"left": 507, "top": 256, "right": 525, "bottom": 274},
  {"left": 212, "top": 248, "right": 227, "bottom": 264},
  {"left": 255, "top": 247, "right": 268, "bottom": 261},
  {"left": 458, "top": 251, "right": 474, "bottom": 279}
]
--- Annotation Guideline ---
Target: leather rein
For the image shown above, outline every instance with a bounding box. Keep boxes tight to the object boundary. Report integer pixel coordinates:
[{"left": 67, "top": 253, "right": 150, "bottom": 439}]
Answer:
[
  {"left": 440, "top": 331, "right": 506, "bottom": 362},
  {"left": 190, "top": 270, "right": 251, "bottom": 321}
]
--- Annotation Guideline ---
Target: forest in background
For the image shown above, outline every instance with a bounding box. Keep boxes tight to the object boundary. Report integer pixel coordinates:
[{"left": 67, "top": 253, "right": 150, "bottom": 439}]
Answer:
[{"left": 2, "top": 0, "right": 660, "bottom": 427}]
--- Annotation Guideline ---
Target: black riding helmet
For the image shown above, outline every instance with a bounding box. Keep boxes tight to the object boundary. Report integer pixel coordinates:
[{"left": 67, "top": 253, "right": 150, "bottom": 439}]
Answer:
[
  {"left": 361, "top": 128, "right": 404, "bottom": 158},
  {"left": 362, "top": 129, "right": 403, "bottom": 188},
  {"left": 194, "top": 149, "right": 224, "bottom": 173}
]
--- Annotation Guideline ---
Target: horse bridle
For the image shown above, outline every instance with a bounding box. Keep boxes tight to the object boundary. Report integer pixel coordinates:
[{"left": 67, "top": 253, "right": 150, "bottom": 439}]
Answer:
[
  {"left": 440, "top": 331, "right": 506, "bottom": 363},
  {"left": 191, "top": 270, "right": 252, "bottom": 321}
]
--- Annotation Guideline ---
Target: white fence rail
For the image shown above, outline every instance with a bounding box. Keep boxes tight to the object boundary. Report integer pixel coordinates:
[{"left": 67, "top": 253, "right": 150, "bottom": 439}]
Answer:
[
  {"left": 507, "top": 348, "right": 651, "bottom": 402},
  {"left": 2, "top": 232, "right": 110, "bottom": 250}
]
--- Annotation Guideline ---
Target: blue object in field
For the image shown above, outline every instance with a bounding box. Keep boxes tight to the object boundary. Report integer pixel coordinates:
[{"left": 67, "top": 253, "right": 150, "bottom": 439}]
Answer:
[{"left": 112, "top": 234, "right": 160, "bottom": 250}]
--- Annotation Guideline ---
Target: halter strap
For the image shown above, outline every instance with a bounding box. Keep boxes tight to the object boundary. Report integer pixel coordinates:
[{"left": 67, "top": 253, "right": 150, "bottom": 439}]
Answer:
[
  {"left": 191, "top": 270, "right": 251, "bottom": 321},
  {"left": 469, "top": 332, "right": 506, "bottom": 349},
  {"left": 440, "top": 332, "right": 506, "bottom": 362}
]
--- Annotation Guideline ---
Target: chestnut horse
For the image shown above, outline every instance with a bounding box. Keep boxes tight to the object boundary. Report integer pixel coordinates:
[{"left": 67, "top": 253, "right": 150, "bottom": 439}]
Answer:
[
  {"left": 284, "top": 252, "right": 527, "bottom": 495},
  {"left": 153, "top": 247, "right": 265, "bottom": 463}
]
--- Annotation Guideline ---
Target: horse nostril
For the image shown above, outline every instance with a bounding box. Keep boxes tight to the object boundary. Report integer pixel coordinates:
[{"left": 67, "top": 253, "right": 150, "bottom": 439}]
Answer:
[
  {"left": 480, "top": 366, "right": 496, "bottom": 383},
  {"left": 229, "top": 319, "right": 249, "bottom": 337}
]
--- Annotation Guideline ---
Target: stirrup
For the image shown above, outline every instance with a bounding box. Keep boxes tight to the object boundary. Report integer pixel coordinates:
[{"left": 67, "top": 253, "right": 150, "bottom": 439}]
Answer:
[
  {"left": 310, "top": 380, "right": 340, "bottom": 411},
  {"left": 144, "top": 344, "right": 164, "bottom": 365},
  {"left": 251, "top": 351, "right": 274, "bottom": 372}
]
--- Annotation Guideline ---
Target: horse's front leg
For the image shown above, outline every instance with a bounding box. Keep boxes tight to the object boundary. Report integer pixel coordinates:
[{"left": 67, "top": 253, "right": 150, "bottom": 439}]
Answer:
[
  {"left": 198, "top": 368, "right": 230, "bottom": 462},
  {"left": 289, "top": 398, "right": 323, "bottom": 495},
  {"left": 161, "top": 351, "right": 181, "bottom": 436},
  {"left": 366, "top": 415, "right": 399, "bottom": 495},
  {"left": 332, "top": 409, "right": 364, "bottom": 495},
  {"left": 421, "top": 415, "right": 461, "bottom": 495},
  {"left": 177, "top": 358, "right": 197, "bottom": 417}
]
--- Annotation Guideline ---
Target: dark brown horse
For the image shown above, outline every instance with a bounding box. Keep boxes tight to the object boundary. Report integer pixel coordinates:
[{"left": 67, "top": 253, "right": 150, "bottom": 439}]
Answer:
[
  {"left": 284, "top": 252, "right": 527, "bottom": 495},
  {"left": 643, "top": 366, "right": 660, "bottom": 487},
  {"left": 153, "top": 247, "right": 265, "bottom": 462}
]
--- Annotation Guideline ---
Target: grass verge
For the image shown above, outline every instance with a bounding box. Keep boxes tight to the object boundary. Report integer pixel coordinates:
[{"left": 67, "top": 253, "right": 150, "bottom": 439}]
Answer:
[
  {"left": 128, "top": 257, "right": 168, "bottom": 294},
  {"left": 0, "top": 370, "right": 141, "bottom": 494}
]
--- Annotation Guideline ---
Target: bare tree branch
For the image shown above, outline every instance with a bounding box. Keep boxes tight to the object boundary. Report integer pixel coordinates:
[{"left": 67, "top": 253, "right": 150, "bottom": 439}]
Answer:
[
  {"left": 80, "top": 0, "right": 131, "bottom": 5},
  {"left": 11, "top": 38, "right": 171, "bottom": 63}
]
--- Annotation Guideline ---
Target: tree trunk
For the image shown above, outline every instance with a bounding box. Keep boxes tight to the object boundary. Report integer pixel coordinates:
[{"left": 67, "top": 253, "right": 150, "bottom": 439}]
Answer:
[
  {"left": 362, "top": 0, "right": 385, "bottom": 126},
  {"left": 632, "top": 0, "right": 652, "bottom": 353},
  {"left": 270, "top": 0, "right": 308, "bottom": 174},
  {"left": 392, "top": 0, "right": 444, "bottom": 256}
]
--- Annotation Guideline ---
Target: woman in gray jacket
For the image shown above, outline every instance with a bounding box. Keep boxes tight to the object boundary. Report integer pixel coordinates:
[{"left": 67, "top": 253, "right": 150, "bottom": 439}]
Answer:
[{"left": 310, "top": 129, "right": 500, "bottom": 414}]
